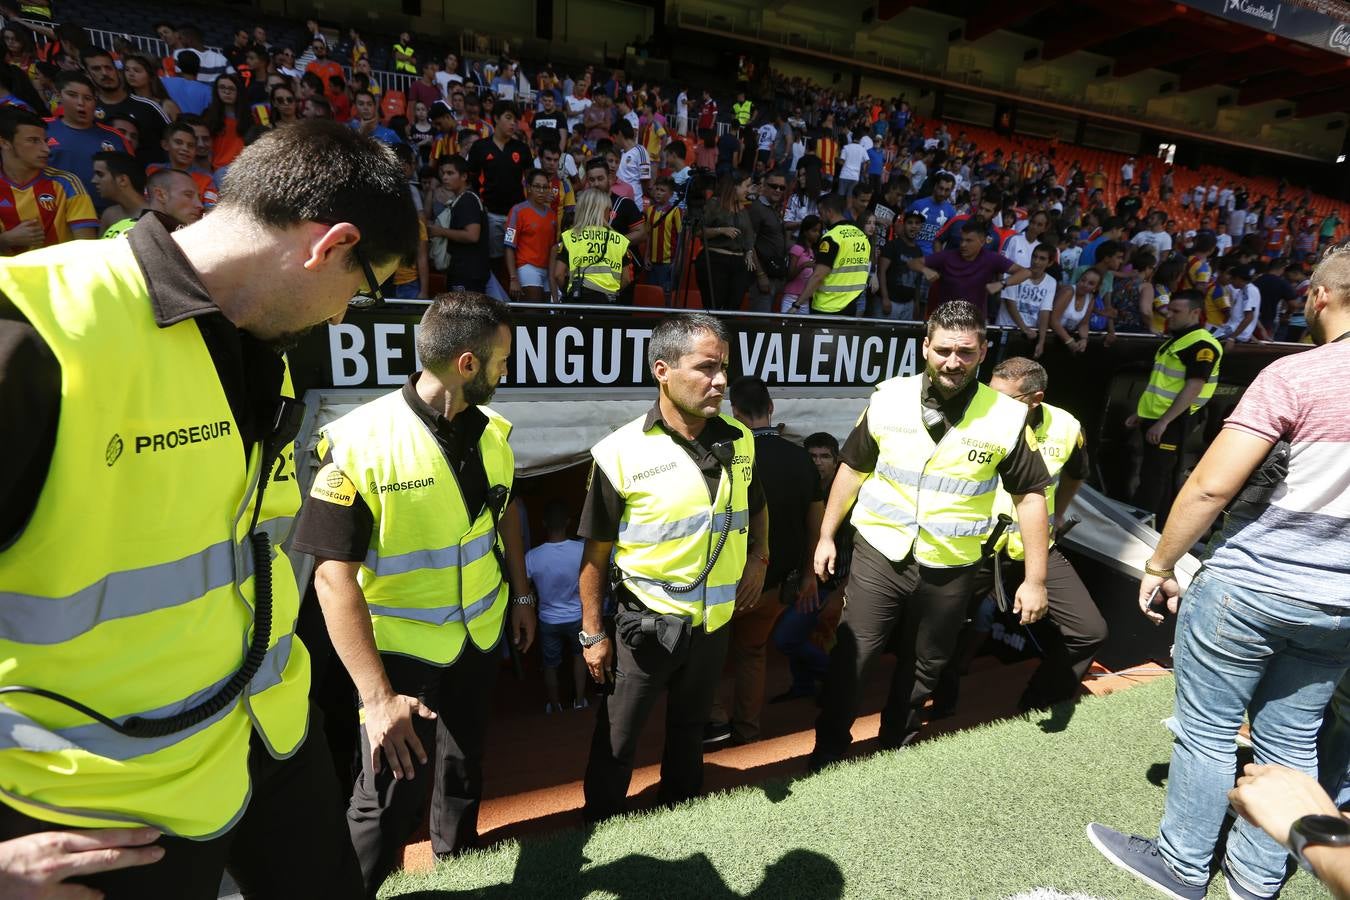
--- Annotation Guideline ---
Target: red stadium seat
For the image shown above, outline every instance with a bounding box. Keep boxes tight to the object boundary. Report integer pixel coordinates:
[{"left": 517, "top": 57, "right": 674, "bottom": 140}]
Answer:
[
  {"left": 633, "top": 284, "right": 666, "bottom": 308},
  {"left": 381, "top": 90, "right": 406, "bottom": 124}
]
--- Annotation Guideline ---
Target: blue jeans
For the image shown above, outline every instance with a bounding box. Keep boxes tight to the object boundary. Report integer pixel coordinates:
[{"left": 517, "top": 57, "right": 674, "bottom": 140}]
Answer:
[
  {"left": 1158, "top": 568, "right": 1350, "bottom": 894},
  {"left": 1318, "top": 671, "right": 1350, "bottom": 808},
  {"left": 772, "top": 594, "right": 830, "bottom": 693}
]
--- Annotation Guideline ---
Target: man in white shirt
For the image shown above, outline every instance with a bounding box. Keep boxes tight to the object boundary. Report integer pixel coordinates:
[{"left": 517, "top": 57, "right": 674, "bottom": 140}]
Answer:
[
  {"left": 613, "top": 121, "right": 651, "bottom": 211},
  {"left": 1218, "top": 183, "right": 1234, "bottom": 213},
  {"left": 1121, "top": 157, "right": 1135, "bottom": 186},
  {"left": 836, "top": 131, "right": 868, "bottom": 197},
  {"left": 676, "top": 89, "right": 689, "bottom": 135},
  {"left": 756, "top": 119, "right": 777, "bottom": 170},
  {"left": 1192, "top": 184, "right": 1206, "bottom": 210},
  {"left": 909, "top": 151, "right": 928, "bottom": 194},
  {"left": 435, "top": 53, "right": 465, "bottom": 96},
  {"left": 1214, "top": 264, "right": 1261, "bottom": 343},
  {"left": 565, "top": 82, "right": 592, "bottom": 134},
  {"left": 996, "top": 244, "right": 1058, "bottom": 343},
  {"left": 1130, "top": 212, "right": 1174, "bottom": 258},
  {"left": 1214, "top": 221, "right": 1233, "bottom": 257}
]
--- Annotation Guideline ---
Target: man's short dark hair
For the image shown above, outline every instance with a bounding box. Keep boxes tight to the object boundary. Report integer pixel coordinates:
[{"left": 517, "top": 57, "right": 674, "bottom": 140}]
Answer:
[
  {"left": 54, "top": 70, "right": 95, "bottom": 94},
  {"left": 666, "top": 140, "right": 686, "bottom": 159},
  {"left": 352, "top": 89, "right": 375, "bottom": 106},
  {"left": 804, "top": 432, "right": 839, "bottom": 456},
  {"left": 991, "top": 356, "right": 1047, "bottom": 395},
  {"left": 932, "top": 172, "right": 955, "bottom": 189},
  {"left": 1096, "top": 240, "right": 1125, "bottom": 261},
  {"left": 926, "top": 299, "right": 986, "bottom": 341},
  {"left": 850, "top": 183, "right": 872, "bottom": 200},
  {"left": 80, "top": 46, "right": 114, "bottom": 67},
  {"left": 583, "top": 156, "right": 608, "bottom": 176},
  {"left": 493, "top": 102, "right": 517, "bottom": 122},
  {"left": 541, "top": 499, "right": 571, "bottom": 533},
  {"left": 0, "top": 106, "right": 45, "bottom": 142},
  {"left": 177, "top": 24, "right": 203, "bottom": 45},
  {"left": 163, "top": 119, "right": 195, "bottom": 142},
  {"left": 817, "top": 193, "right": 845, "bottom": 218},
  {"left": 416, "top": 291, "right": 514, "bottom": 375},
  {"left": 218, "top": 119, "right": 419, "bottom": 269},
  {"left": 1169, "top": 289, "right": 1204, "bottom": 311},
  {"left": 648, "top": 313, "right": 728, "bottom": 370},
  {"left": 94, "top": 150, "right": 146, "bottom": 192},
  {"left": 1193, "top": 232, "right": 1217, "bottom": 254},
  {"left": 729, "top": 376, "right": 771, "bottom": 420},
  {"left": 612, "top": 120, "right": 635, "bottom": 140},
  {"left": 1101, "top": 216, "right": 1124, "bottom": 232},
  {"left": 147, "top": 166, "right": 194, "bottom": 195}
]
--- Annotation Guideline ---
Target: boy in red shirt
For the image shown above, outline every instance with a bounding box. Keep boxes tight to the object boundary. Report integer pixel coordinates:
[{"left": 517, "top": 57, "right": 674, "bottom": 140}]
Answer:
[{"left": 505, "top": 169, "right": 557, "bottom": 300}]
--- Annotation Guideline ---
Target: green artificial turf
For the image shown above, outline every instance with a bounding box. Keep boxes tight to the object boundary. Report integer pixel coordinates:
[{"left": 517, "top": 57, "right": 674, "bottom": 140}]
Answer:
[{"left": 380, "top": 677, "right": 1326, "bottom": 899}]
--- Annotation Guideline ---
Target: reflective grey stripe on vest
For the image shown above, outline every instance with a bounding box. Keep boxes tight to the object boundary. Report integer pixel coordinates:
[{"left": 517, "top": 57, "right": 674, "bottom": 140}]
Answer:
[
  {"left": 629, "top": 577, "right": 738, "bottom": 609},
  {"left": 366, "top": 577, "right": 503, "bottom": 627},
  {"left": 830, "top": 264, "right": 870, "bottom": 274},
  {"left": 874, "top": 461, "right": 998, "bottom": 497},
  {"left": 578, "top": 265, "right": 614, "bottom": 275},
  {"left": 817, "top": 283, "right": 866, "bottom": 292},
  {"left": 1152, "top": 362, "right": 1186, "bottom": 380},
  {"left": 364, "top": 531, "right": 496, "bottom": 578},
  {"left": 618, "top": 508, "right": 749, "bottom": 545},
  {"left": 0, "top": 517, "right": 293, "bottom": 647},
  {"left": 0, "top": 633, "right": 294, "bottom": 759},
  {"left": 854, "top": 481, "right": 917, "bottom": 527},
  {"left": 920, "top": 517, "right": 996, "bottom": 538},
  {"left": 1144, "top": 384, "right": 1178, "bottom": 400},
  {"left": 462, "top": 583, "right": 504, "bottom": 623}
]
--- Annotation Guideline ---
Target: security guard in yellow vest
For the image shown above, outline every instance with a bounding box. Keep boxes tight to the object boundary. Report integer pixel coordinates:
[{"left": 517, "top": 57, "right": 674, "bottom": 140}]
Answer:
[
  {"left": 554, "top": 188, "right": 631, "bottom": 304},
  {"left": 579, "top": 313, "right": 767, "bottom": 822},
  {"left": 929, "top": 357, "right": 1108, "bottom": 717},
  {"left": 294, "top": 294, "right": 535, "bottom": 895},
  {"left": 392, "top": 32, "right": 416, "bottom": 74},
  {"left": 801, "top": 194, "right": 871, "bottom": 314},
  {"left": 0, "top": 120, "right": 414, "bottom": 898},
  {"left": 732, "top": 92, "right": 752, "bottom": 127},
  {"left": 810, "top": 301, "right": 1051, "bottom": 769},
  {"left": 1126, "top": 289, "right": 1222, "bottom": 528}
]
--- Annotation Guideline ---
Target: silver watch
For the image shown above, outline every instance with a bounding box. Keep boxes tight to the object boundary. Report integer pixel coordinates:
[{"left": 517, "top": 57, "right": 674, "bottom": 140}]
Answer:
[
  {"left": 510, "top": 593, "right": 536, "bottom": 607},
  {"left": 578, "top": 629, "right": 608, "bottom": 647}
]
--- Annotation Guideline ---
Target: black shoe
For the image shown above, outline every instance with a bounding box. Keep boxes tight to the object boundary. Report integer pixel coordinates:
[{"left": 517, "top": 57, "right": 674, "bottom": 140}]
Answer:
[
  {"left": 703, "top": 722, "right": 732, "bottom": 747},
  {"left": 769, "top": 686, "right": 815, "bottom": 704}
]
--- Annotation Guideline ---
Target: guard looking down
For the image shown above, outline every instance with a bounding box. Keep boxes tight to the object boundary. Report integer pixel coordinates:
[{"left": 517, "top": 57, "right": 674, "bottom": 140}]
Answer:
[
  {"left": 579, "top": 313, "right": 768, "bottom": 822},
  {"left": 935, "top": 357, "right": 1108, "bottom": 716},
  {"left": 293, "top": 293, "right": 535, "bottom": 897},
  {"left": 811, "top": 300, "right": 1052, "bottom": 770},
  {"left": 1126, "top": 289, "right": 1223, "bottom": 528},
  {"left": 0, "top": 120, "right": 416, "bottom": 898},
  {"left": 801, "top": 193, "right": 870, "bottom": 315}
]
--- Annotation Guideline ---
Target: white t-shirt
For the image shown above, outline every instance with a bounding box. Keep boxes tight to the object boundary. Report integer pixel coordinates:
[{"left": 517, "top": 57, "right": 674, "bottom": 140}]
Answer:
[
  {"left": 909, "top": 159, "right": 927, "bottom": 192},
  {"left": 676, "top": 91, "right": 688, "bottom": 117},
  {"left": 1229, "top": 209, "right": 1247, "bottom": 237},
  {"left": 1221, "top": 283, "right": 1260, "bottom": 342},
  {"left": 565, "top": 95, "right": 592, "bottom": 132},
  {"left": 1001, "top": 232, "right": 1040, "bottom": 270},
  {"left": 1121, "top": 162, "right": 1134, "bottom": 182},
  {"left": 618, "top": 145, "right": 651, "bottom": 210},
  {"left": 838, "top": 143, "right": 868, "bottom": 181},
  {"left": 1193, "top": 186, "right": 1206, "bottom": 206},
  {"left": 997, "top": 273, "right": 1057, "bottom": 329},
  {"left": 435, "top": 71, "right": 464, "bottom": 94},
  {"left": 1215, "top": 232, "right": 1233, "bottom": 255},
  {"left": 1219, "top": 188, "right": 1234, "bottom": 211},
  {"left": 1059, "top": 292, "right": 1092, "bottom": 331},
  {"left": 789, "top": 139, "right": 805, "bottom": 171},
  {"left": 1131, "top": 229, "right": 1173, "bottom": 257},
  {"left": 757, "top": 123, "right": 777, "bottom": 152}
]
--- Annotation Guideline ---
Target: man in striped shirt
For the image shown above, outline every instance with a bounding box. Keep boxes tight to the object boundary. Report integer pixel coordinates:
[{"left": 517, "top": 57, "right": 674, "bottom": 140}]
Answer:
[
  {"left": 1090, "top": 248, "right": 1350, "bottom": 899},
  {"left": 642, "top": 177, "right": 681, "bottom": 299}
]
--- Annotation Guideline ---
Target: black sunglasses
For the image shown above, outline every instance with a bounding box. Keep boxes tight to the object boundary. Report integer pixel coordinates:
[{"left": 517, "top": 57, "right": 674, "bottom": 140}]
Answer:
[{"left": 350, "top": 241, "right": 384, "bottom": 308}]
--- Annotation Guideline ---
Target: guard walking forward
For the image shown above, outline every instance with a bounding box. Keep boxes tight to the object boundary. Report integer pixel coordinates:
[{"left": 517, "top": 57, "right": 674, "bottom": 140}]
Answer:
[
  {"left": 293, "top": 294, "right": 536, "bottom": 898},
  {"left": 580, "top": 313, "right": 768, "bottom": 821},
  {"left": 961, "top": 357, "right": 1108, "bottom": 712},
  {"left": 810, "top": 301, "right": 1052, "bottom": 770},
  {"left": 1128, "top": 289, "right": 1222, "bottom": 528},
  {"left": 0, "top": 121, "right": 416, "bottom": 898},
  {"left": 800, "top": 194, "right": 870, "bottom": 315}
]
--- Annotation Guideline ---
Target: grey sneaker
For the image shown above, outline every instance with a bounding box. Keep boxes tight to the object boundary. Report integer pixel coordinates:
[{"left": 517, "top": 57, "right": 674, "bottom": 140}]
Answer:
[
  {"left": 1221, "top": 860, "right": 1274, "bottom": 900},
  {"left": 1086, "top": 823, "right": 1207, "bottom": 900}
]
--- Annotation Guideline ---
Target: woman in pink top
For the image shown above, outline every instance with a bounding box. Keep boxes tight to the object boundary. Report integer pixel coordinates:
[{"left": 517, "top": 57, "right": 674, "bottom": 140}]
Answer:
[{"left": 781, "top": 215, "right": 821, "bottom": 314}]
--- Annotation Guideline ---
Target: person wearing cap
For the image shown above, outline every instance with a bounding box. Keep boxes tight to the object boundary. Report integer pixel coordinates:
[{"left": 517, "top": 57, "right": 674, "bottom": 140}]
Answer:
[
  {"left": 1212, "top": 264, "right": 1261, "bottom": 346},
  {"left": 1126, "top": 289, "right": 1223, "bottom": 528},
  {"left": 428, "top": 100, "right": 459, "bottom": 161}
]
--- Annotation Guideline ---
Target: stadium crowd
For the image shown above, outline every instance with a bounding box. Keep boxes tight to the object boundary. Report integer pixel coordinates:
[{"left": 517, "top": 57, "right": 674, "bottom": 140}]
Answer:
[{"left": 3, "top": 3, "right": 1350, "bottom": 899}]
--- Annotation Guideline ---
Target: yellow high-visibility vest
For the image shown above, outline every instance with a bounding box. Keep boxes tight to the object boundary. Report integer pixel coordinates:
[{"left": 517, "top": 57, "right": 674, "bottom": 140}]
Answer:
[
  {"left": 732, "top": 100, "right": 752, "bottom": 125},
  {"left": 993, "top": 402, "right": 1081, "bottom": 561},
  {"left": 562, "top": 226, "right": 629, "bottom": 296},
  {"left": 850, "top": 374, "right": 1031, "bottom": 567},
  {"left": 811, "top": 222, "right": 870, "bottom": 313},
  {"left": 392, "top": 42, "right": 416, "bottom": 74},
  {"left": 0, "top": 237, "right": 308, "bottom": 837},
  {"left": 1136, "top": 327, "right": 1222, "bottom": 419},
  {"left": 321, "top": 387, "right": 514, "bottom": 664},
  {"left": 591, "top": 414, "right": 755, "bottom": 632}
]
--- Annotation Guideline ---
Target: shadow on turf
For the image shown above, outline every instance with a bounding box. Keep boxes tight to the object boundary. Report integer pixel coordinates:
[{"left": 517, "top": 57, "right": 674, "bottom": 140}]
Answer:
[{"left": 390, "top": 829, "right": 845, "bottom": 899}]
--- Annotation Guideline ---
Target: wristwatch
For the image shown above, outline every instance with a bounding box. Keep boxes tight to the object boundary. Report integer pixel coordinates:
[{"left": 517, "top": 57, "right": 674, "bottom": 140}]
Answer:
[
  {"left": 510, "top": 593, "right": 537, "bottom": 607},
  {"left": 578, "top": 629, "right": 608, "bottom": 647},
  {"left": 1289, "top": 814, "right": 1350, "bottom": 872}
]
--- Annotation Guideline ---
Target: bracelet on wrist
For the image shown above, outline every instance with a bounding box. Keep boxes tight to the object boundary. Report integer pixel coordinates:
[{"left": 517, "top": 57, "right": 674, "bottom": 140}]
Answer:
[{"left": 1144, "top": 562, "right": 1175, "bottom": 578}]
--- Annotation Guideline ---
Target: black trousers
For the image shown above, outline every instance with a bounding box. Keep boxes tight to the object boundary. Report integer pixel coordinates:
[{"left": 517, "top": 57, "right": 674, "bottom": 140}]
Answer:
[
  {"left": 812, "top": 536, "right": 979, "bottom": 768},
  {"left": 583, "top": 607, "right": 731, "bottom": 822},
  {"left": 1132, "top": 414, "right": 1192, "bottom": 529},
  {"left": 0, "top": 705, "right": 362, "bottom": 900},
  {"left": 347, "top": 647, "right": 499, "bottom": 898},
  {"left": 932, "top": 547, "right": 1109, "bottom": 711},
  {"left": 694, "top": 250, "right": 751, "bottom": 311}
]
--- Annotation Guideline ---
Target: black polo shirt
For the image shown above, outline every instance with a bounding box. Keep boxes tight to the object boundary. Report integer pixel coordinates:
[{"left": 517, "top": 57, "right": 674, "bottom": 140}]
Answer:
[
  {"left": 466, "top": 136, "right": 534, "bottom": 215},
  {"left": 840, "top": 374, "right": 1049, "bottom": 496},
  {"left": 291, "top": 373, "right": 491, "bottom": 563},
  {"left": 750, "top": 428, "right": 822, "bottom": 589},
  {"left": 579, "top": 402, "right": 766, "bottom": 543},
  {"left": 0, "top": 213, "right": 285, "bottom": 546}
]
